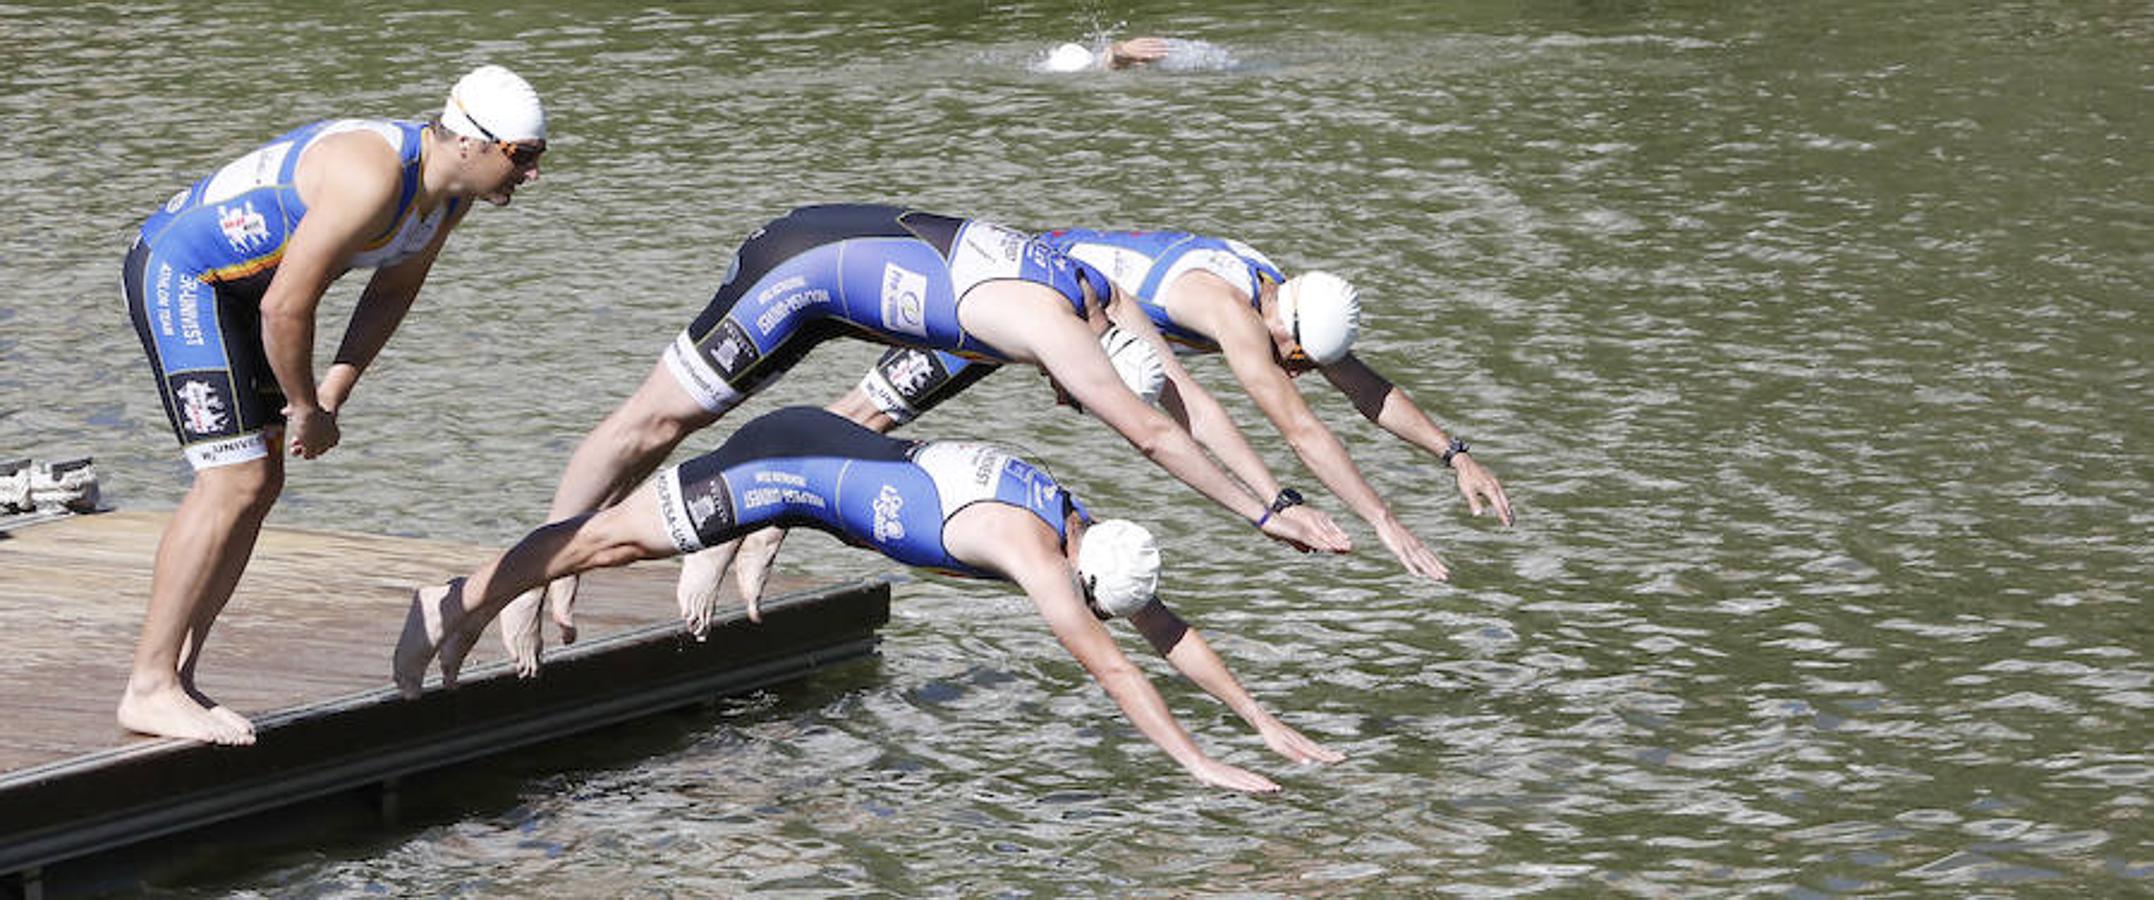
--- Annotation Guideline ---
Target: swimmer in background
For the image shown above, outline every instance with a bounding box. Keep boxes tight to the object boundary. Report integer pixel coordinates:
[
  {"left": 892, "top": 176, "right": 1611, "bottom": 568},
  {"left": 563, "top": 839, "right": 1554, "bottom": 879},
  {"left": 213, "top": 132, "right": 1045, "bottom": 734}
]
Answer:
[
  {"left": 1039, "top": 37, "right": 1225, "bottom": 73},
  {"left": 394, "top": 406, "right": 1345, "bottom": 794}
]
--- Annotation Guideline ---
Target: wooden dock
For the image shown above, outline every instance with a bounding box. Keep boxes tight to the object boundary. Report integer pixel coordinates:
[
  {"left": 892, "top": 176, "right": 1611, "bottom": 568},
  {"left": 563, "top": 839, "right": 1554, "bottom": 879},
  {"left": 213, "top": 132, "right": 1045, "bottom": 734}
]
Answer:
[{"left": 0, "top": 510, "right": 890, "bottom": 897}]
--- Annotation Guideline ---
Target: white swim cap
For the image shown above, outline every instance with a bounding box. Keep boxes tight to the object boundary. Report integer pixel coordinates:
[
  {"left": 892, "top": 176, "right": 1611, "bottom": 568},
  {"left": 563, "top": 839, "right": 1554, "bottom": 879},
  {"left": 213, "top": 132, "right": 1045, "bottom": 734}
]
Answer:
[
  {"left": 1098, "top": 325, "right": 1166, "bottom": 405},
  {"left": 1077, "top": 519, "right": 1161, "bottom": 618},
  {"left": 442, "top": 64, "right": 547, "bottom": 143},
  {"left": 1276, "top": 271, "right": 1361, "bottom": 365},
  {"left": 1043, "top": 42, "right": 1098, "bottom": 73}
]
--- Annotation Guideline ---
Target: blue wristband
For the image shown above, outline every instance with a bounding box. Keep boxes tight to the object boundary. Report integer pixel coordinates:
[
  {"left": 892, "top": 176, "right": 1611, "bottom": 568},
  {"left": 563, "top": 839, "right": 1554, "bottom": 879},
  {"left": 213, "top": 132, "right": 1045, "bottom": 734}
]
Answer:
[{"left": 1254, "top": 508, "right": 1273, "bottom": 530}]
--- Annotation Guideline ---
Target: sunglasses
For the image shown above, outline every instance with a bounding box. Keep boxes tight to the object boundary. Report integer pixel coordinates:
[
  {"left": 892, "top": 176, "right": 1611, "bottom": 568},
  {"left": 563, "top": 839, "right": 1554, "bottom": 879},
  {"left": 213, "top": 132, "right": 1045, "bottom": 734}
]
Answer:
[{"left": 452, "top": 94, "right": 546, "bottom": 168}]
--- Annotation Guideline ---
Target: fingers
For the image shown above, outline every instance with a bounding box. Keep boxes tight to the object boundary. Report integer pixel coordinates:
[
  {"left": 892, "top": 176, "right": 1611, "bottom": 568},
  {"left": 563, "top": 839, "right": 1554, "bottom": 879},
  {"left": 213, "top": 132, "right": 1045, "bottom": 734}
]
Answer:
[
  {"left": 1457, "top": 462, "right": 1516, "bottom": 526},
  {"left": 1196, "top": 761, "right": 1281, "bottom": 793},
  {"left": 1269, "top": 506, "right": 1351, "bottom": 554},
  {"left": 1412, "top": 548, "right": 1450, "bottom": 582}
]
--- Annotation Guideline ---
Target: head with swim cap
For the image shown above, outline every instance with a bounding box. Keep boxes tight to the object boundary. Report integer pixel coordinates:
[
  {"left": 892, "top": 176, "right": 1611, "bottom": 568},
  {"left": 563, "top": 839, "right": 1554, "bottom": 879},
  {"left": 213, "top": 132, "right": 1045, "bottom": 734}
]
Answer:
[
  {"left": 1077, "top": 518, "right": 1161, "bottom": 619},
  {"left": 1041, "top": 42, "right": 1099, "bottom": 73},
  {"left": 442, "top": 64, "right": 548, "bottom": 144},
  {"left": 1099, "top": 325, "right": 1166, "bottom": 405},
  {"left": 1274, "top": 271, "right": 1361, "bottom": 367}
]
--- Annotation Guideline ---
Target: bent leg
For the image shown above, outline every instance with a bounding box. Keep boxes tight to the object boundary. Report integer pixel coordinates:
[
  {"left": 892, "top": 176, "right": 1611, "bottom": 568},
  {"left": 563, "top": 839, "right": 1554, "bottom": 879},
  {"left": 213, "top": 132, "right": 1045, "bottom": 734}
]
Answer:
[
  {"left": 118, "top": 455, "right": 283, "bottom": 744},
  {"left": 503, "top": 360, "right": 723, "bottom": 669},
  {"left": 401, "top": 481, "right": 681, "bottom": 696},
  {"left": 548, "top": 360, "right": 723, "bottom": 519}
]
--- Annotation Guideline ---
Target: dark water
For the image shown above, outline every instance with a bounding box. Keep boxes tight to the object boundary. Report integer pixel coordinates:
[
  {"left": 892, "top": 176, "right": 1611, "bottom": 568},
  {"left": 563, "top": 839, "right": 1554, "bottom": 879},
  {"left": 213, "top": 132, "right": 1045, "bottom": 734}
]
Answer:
[{"left": 2, "top": 0, "right": 2147, "bottom": 894}]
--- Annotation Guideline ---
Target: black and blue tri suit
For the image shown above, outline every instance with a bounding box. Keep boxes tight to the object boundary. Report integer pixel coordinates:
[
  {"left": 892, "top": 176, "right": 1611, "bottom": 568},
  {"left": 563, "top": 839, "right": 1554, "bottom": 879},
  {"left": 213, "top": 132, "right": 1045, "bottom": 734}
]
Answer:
[
  {"left": 653, "top": 406, "right": 1088, "bottom": 578},
  {"left": 123, "top": 118, "right": 458, "bottom": 469},
  {"left": 660, "top": 204, "right": 1115, "bottom": 415},
  {"left": 854, "top": 228, "right": 1286, "bottom": 425}
]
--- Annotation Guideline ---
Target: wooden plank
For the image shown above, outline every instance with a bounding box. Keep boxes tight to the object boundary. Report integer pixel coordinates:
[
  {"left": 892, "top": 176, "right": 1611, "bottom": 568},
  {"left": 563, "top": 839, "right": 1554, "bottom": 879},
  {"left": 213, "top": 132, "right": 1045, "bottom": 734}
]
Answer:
[
  {"left": 0, "top": 510, "right": 830, "bottom": 773},
  {"left": 0, "top": 510, "right": 892, "bottom": 882}
]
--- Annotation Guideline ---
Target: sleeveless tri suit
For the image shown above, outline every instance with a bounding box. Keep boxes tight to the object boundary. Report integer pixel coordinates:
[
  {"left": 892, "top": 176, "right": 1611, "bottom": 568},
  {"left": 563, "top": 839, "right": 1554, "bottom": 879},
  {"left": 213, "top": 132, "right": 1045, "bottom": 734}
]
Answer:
[
  {"left": 652, "top": 406, "right": 1088, "bottom": 578},
  {"left": 123, "top": 119, "right": 457, "bottom": 469},
  {"left": 856, "top": 228, "right": 1286, "bottom": 424},
  {"left": 659, "top": 204, "right": 1115, "bottom": 415}
]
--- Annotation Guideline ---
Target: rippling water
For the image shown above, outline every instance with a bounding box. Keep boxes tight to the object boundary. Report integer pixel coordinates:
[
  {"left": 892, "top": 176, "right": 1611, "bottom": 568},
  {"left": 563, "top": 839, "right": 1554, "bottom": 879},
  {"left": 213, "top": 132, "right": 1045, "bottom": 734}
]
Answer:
[{"left": 3, "top": 0, "right": 2147, "bottom": 894}]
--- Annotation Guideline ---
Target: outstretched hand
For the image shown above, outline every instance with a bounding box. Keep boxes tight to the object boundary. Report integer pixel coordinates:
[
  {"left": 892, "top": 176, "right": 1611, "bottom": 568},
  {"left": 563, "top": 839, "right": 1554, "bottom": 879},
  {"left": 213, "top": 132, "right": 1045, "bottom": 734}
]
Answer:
[
  {"left": 1107, "top": 37, "right": 1172, "bottom": 69},
  {"left": 1373, "top": 516, "right": 1449, "bottom": 582},
  {"left": 1451, "top": 454, "right": 1514, "bottom": 526},
  {"left": 1260, "top": 504, "right": 1353, "bottom": 554},
  {"left": 1259, "top": 721, "right": 1347, "bottom": 765},
  {"left": 1189, "top": 758, "right": 1282, "bottom": 794}
]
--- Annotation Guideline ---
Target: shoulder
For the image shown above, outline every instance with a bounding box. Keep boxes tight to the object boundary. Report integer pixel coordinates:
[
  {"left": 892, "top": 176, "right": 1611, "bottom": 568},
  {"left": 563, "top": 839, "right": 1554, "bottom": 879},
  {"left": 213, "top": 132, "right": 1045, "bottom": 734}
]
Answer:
[{"left": 295, "top": 126, "right": 405, "bottom": 203}]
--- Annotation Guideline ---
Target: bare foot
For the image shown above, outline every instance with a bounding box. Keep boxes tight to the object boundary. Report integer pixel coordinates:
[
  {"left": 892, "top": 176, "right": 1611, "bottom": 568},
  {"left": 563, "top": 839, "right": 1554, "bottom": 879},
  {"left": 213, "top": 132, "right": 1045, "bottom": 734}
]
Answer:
[
  {"left": 183, "top": 682, "right": 258, "bottom": 738},
  {"left": 437, "top": 598, "right": 481, "bottom": 690},
  {"left": 545, "top": 574, "right": 579, "bottom": 647},
  {"left": 394, "top": 580, "right": 464, "bottom": 699},
  {"left": 734, "top": 528, "right": 785, "bottom": 622},
  {"left": 499, "top": 587, "right": 545, "bottom": 677},
  {"left": 117, "top": 681, "right": 254, "bottom": 745},
  {"left": 678, "top": 545, "right": 730, "bottom": 637},
  {"left": 207, "top": 705, "right": 256, "bottom": 737}
]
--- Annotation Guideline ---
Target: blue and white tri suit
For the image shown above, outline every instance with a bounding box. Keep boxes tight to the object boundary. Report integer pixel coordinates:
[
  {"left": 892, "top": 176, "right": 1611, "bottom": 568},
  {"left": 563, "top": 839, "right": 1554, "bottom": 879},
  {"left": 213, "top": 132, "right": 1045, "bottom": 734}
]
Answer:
[
  {"left": 661, "top": 204, "right": 1115, "bottom": 415},
  {"left": 653, "top": 406, "right": 1087, "bottom": 578},
  {"left": 123, "top": 118, "right": 456, "bottom": 469},
  {"left": 857, "top": 228, "right": 1284, "bottom": 424}
]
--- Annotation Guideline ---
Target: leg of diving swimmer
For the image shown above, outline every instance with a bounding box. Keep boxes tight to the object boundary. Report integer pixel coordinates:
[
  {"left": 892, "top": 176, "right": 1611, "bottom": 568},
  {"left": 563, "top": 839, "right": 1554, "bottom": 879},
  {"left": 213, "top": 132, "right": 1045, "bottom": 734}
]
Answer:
[
  {"left": 502, "top": 361, "right": 722, "bottom": 675},
  {"left": 402, "top": 481, "right": 682, "bottom": 697}
]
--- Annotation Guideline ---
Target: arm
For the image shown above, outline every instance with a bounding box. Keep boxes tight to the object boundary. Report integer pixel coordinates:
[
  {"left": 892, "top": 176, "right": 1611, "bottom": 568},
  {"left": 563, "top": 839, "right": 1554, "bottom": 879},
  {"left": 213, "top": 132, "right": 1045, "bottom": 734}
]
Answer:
[
  {"left": 261, "top": 133, "right": 402, "bottom": 458},
  {"left": 1171, "top": 276, "right": 1449, "bottom": 579},
  {"left": 1095, "top": 286, "right": 1352, "bottom": 551},
  {"left": 1320, "top": 354, "right": 1515, "bottom": 526},
  {"left": 962, "top": 285, "right": 1347, "bottom": 553},
  {"left": 946, "top": 508, "right": 1280, "bottom": 793},
  {"left": 1104, "top": 291, "right": 1279, "bottom": 501},
  {"left": 318, "top": 202, "right": 468, "bottom": 412},
  {"left": 1127, "top": 602, "right": 1344, "bottom": 765},
  {"left": 1106, "top": 37, "right": 1172, "bottom": 69}
]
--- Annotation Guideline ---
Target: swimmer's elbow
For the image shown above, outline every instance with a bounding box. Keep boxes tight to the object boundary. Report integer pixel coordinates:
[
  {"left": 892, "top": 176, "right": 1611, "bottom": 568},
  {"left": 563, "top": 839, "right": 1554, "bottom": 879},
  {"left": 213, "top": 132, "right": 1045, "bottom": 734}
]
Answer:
[
  {"left": 1115, "top": 413, "right": 1175, "bottom": 458},
  {"left": 1086, "top": 656, "right": 1146, "bottom": 691}
]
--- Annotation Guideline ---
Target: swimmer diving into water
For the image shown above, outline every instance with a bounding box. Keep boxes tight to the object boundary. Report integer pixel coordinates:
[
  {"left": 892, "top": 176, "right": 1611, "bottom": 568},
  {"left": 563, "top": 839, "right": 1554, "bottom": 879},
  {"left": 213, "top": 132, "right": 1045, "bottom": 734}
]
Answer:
[{"left": 395, "top": 406, "right": 1344, "bottom": 794}]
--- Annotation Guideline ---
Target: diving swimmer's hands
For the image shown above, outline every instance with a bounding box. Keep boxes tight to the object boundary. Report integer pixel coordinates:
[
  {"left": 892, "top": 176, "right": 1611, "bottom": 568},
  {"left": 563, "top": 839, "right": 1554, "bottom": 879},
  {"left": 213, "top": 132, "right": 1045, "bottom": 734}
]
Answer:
[
  {"left": 1373, "top": 514, "right": 1450, "bottom": 582},
  {"left": 284, "top": 405, "right": 340, "bottom": 459},
  {"left": 1450, "top": 452, "right": 1515, "bottom": 526},
  {"left": 1259, "top": 504, "right": 1352, "bottom": 554},
  {"left": 1258, "top": 721, "right": 1347, "bottom": 765},
  {"left": 1107, "top": 37, "right": 1172, "bottom": 69},
  {"left": 1189, "top": 758, "right": 1282, "bottom": 794}
]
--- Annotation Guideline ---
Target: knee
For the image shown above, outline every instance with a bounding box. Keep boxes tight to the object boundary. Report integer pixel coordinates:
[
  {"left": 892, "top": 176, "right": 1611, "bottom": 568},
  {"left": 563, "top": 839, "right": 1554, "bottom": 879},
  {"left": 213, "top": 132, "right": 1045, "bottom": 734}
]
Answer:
[
  {"left": 195, "top": 461, "right": 283, "bottom": 516},
  {"left": 602, "top": 404, "right": 701, "bottom": 458}
]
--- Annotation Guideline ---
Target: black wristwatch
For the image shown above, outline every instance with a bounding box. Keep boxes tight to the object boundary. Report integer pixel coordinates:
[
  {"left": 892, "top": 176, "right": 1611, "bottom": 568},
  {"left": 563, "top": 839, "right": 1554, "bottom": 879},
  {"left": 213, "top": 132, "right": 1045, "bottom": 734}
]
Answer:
[
  {"left": 1269, "top": 488, "right": 1305, "bottom": 513},
  {"left": 1441, "top": 437, "right": 1471, "bottom": 468}
]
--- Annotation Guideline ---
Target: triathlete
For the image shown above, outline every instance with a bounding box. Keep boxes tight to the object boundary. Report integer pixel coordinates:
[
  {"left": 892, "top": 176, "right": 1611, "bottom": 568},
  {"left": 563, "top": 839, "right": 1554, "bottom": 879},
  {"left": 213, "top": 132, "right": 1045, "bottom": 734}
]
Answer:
[
  {"left": 395, "top": 406, "right": 1344, "bottom": 793},
  {"left": 119, "top": 65, "right": 549, "bottom": 744}
]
